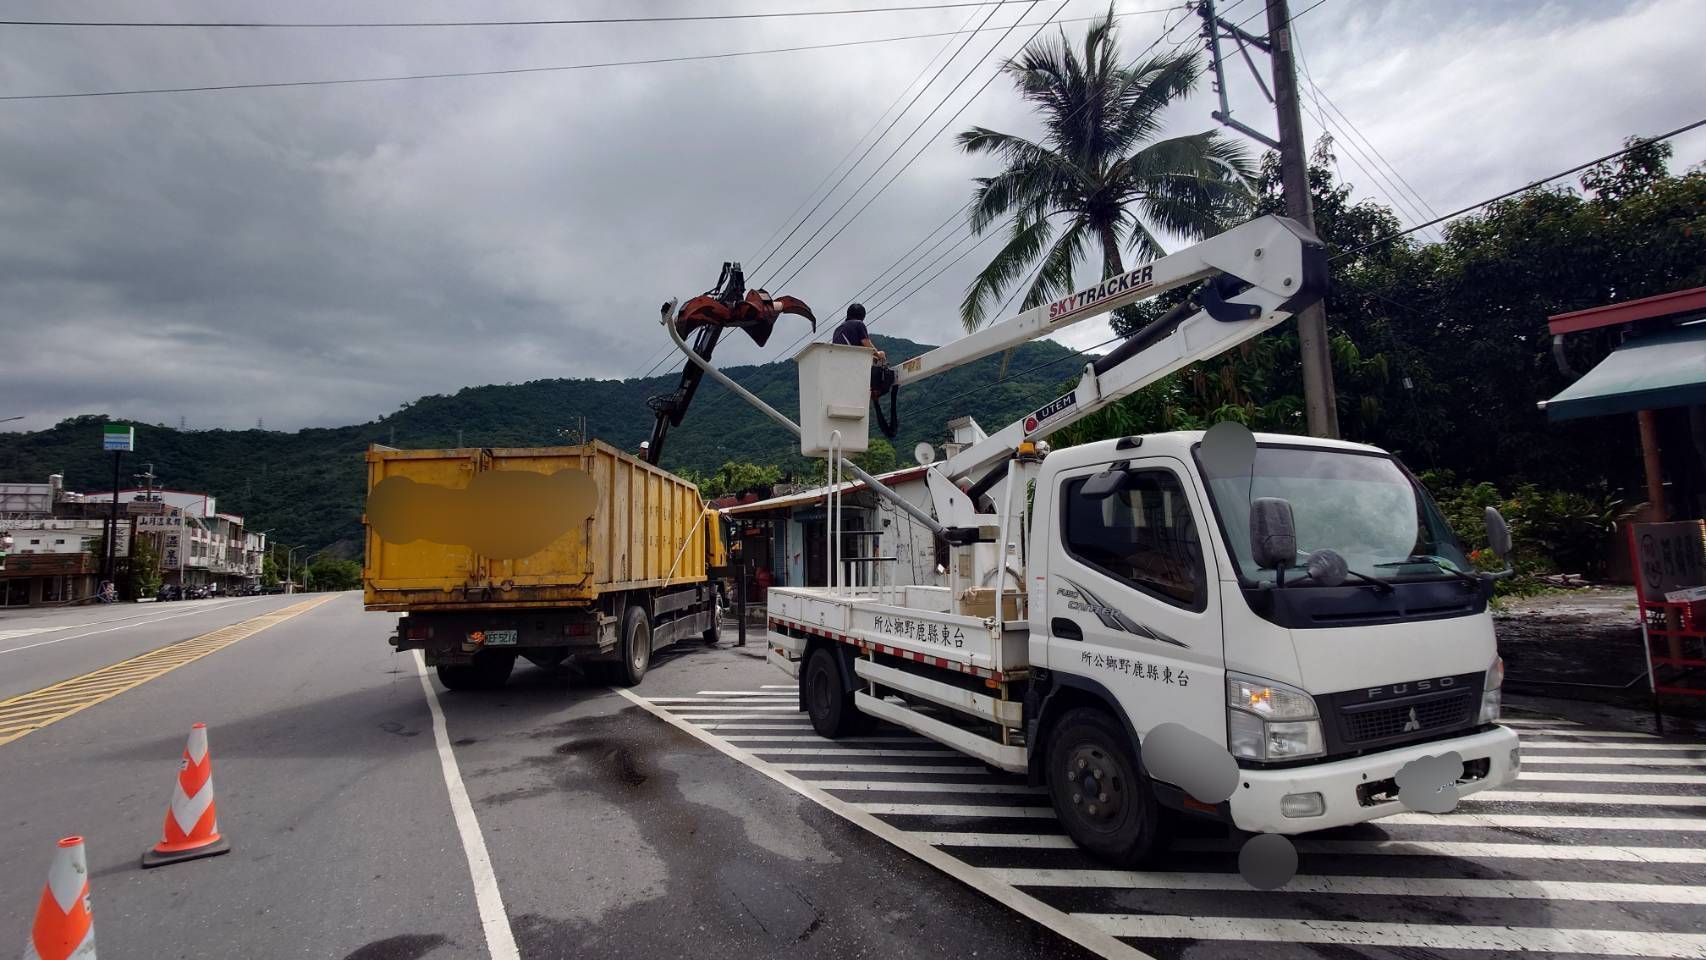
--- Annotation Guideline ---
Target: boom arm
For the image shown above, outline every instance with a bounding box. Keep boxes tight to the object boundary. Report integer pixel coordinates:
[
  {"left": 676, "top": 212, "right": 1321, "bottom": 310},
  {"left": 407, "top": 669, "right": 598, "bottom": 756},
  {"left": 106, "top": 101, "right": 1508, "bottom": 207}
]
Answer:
[{"left": 926, "top": 214, "right": 1325, "bottom": 488}]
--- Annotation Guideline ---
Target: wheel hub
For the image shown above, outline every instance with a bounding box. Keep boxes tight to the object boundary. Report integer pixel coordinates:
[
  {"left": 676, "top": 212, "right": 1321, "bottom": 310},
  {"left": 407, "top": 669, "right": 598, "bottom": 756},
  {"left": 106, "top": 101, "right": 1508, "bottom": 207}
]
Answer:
[{"left": 1064, "top": 747, "right": 1121, "bottom": 823}]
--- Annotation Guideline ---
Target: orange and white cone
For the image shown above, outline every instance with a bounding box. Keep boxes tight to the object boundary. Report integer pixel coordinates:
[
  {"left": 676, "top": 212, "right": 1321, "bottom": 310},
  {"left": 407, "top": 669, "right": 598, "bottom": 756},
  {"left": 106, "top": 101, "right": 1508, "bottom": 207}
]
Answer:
[
  {"left": 140, "top": 723, "right": 230, "bottom": 868},
  {"left": 24, "top": 836, "right": 96, "bottom": 960}
]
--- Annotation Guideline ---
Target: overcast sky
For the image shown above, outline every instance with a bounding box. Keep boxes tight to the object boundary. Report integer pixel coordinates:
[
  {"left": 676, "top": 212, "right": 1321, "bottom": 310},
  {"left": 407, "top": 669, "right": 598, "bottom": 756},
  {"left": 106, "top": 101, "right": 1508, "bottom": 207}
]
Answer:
[{"left": 2, "top": 0, "right": 1701, "bottom": 434}]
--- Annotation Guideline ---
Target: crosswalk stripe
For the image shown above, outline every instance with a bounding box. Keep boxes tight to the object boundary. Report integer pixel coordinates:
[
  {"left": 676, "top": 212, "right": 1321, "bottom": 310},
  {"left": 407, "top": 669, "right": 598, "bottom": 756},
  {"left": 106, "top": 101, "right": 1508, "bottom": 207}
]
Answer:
[
  {"left": 1501, "top": 718, "right": 1581, "bottom": 726},
  {"left": 992, "top": 867, "right": 1706, "bottom": 904},
  {"left": 1521, "top": 770, "right": 1706, "bottom": 784},
  {"left": 649, "top": 697, "right": 794, "bottom": 703},
  {"left": 779, "top": 763, "right": 985, "bottom": 774},
  {"left": 1184, "top": 838, "right": 1706, "bottom": 864},
  {"left": 1515, "top": 729, "right": 1659, "bottom": 740},
  {"left": 759, "top": 685, "right": 797, "bottom": 689},
  {"left": 747, "top": 747, "right": 965, "bottom": 758},
  {"left": 857, "top": 802, "right": 1054, "bottom": 818},
  {"left": 694, "top": 723, "right": 816, "bottom": 731},
  {"left": 1522, "top": 741, "right": 1706, "bottom": 751},
  {"left": 1520, "top": 755, "right": 1704, "bottom": 767},
  {"left": 694, "top": 690, "right": 797, "bottom": 696},
  {"left": 1467, "top": 790, "right": 1706, "bottom": 807},
  {"left": 1074, "top": 914, "right": 1704, "bottom": 957},
  {"left": 664, "top": 712, "right": 807, "bottom": 720},
  {"left": 814, "top": 780, "right": 1043, "bottom": 794},
  {"left": 722, "top": 735, "right": 921, "bottom": 743},
  {"left": 920, "top": 832, "right": 1076, "bottom": 848},
  {"left": 1380, "top": 812, "right": 1706, "bottom": 831},
  {"left": 664, "top": 705, "right": 797, "bottom": 712}
]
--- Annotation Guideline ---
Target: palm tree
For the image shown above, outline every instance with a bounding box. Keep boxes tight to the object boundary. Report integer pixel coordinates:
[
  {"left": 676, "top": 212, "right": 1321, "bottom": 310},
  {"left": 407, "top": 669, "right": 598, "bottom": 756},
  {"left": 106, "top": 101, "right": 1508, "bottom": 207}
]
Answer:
[{"left": 957, "top": 12, "right": 1252, "bottom": 331}]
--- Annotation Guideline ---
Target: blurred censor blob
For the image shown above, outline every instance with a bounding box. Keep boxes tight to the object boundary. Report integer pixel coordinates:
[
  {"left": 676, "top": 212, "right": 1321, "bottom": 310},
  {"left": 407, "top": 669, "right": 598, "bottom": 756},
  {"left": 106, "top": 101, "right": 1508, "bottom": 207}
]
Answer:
[
  {"left": 1141, "top": 722, "right": 1238, "bottom": 805},
  {"left": 1395, "top": 751, "right": 1466, "bottom": 814},
  {"left": 1238, "top": 833, "right": 1298, "bottom": 890},
  {"left": 366, "top": 469, "right": 598, "bottom": 559}
]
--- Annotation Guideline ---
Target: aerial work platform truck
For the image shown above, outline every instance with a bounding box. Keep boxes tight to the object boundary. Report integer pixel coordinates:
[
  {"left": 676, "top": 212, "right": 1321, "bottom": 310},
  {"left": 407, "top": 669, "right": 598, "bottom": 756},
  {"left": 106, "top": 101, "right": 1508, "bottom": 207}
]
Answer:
[{"left": 662, "top": 214, "right": 1519, "bottom": 863}]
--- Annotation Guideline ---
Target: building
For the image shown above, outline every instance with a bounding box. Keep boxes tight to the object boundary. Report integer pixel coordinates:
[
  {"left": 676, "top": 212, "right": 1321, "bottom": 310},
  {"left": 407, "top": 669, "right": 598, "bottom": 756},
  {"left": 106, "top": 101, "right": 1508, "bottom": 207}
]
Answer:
[
  {"left": 1, "top": 477, "right": 264, "bottom": 605},
  {"left": 718, "top": 419, "right": 996, "bottom": 609}
]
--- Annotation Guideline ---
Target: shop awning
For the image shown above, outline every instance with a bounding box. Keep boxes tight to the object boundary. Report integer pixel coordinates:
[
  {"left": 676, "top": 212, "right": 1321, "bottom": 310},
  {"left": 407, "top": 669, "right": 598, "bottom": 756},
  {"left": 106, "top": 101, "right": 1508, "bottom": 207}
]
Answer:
[{"left": 1541, "top": 323, "right": 1706, "bottom": 422}]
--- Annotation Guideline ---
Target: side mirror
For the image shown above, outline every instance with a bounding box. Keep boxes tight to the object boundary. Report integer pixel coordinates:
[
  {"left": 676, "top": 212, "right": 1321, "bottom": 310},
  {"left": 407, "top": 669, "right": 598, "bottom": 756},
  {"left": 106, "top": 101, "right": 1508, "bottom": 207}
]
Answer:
[
  {"left": 1250, "top": 497, "right": 1297, "bottom": 570},
  {"left": 1080, "top": 464, "right": 1129, "bottom": 501},
  {"left": 1483, "top": 507, "right": 1515, "bottom": 580}
]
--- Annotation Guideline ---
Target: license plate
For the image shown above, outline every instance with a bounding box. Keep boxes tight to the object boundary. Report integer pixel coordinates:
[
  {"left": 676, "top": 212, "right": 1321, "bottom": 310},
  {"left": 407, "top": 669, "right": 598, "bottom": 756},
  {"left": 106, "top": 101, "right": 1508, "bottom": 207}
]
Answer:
[{"left": 477, "top": 629, "right": 519, "bottom": 646}]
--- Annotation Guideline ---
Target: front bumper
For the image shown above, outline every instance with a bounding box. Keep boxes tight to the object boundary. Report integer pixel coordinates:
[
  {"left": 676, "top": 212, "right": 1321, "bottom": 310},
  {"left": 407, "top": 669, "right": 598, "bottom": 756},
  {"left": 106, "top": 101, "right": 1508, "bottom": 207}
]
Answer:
[{"left": 1228, "top": 724, "right": 1520, "bottom": 834}]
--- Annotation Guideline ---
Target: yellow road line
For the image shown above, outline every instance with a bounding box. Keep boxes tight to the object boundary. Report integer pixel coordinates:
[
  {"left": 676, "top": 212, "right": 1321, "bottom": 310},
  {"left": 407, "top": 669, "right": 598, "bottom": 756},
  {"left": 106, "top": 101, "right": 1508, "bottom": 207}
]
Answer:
[{"left": 0, "top": 594, "right": 337, "bottom": 747}]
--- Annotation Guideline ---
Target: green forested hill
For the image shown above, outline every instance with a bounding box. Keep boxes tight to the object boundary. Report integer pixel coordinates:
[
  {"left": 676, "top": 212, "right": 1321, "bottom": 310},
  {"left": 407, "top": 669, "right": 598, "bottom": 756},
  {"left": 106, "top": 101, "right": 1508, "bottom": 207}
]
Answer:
[{"left": 0, "top": 335, "right": 1083, "bottom": 554}]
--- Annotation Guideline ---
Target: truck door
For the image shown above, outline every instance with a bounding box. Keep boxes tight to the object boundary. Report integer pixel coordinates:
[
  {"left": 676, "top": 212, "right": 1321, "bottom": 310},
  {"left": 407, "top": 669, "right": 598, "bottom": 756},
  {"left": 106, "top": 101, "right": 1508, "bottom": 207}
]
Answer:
[{"left": 1046, "top": 456, "right": 1224, "bottom": 738}]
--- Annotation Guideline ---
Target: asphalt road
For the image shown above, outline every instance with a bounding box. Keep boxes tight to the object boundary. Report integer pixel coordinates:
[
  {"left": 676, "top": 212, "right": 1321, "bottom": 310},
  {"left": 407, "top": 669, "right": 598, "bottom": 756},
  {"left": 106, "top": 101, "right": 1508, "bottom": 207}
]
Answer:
[
  {"left": 5, "top": 592, "right": 1703, "bottom": 959},
  {"left": 0, "top": 594, "right": 1093, "bottom": 960}
]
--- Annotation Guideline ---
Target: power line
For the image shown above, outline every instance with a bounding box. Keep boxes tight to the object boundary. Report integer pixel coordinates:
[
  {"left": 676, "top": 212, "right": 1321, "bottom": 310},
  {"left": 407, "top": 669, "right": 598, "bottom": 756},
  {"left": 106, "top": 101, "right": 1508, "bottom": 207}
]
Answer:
[
  {"left": 750, "top": 2, "right": 1012, "bottom": 278},
  {"left": 1336, "top": 115, "right": 1706, "bottom": 260},
  {"left": 759, "top": 1, "right": 1049, "bottom": 286},
  {"left": 0, "top": 1, "right": 1056, "bottom": 29},
  {"left": 0, "top": 12, "right": 1152, "bottom": 102},
  {"left": 627, "top": 6, "right": 990, "bottom": 383}
]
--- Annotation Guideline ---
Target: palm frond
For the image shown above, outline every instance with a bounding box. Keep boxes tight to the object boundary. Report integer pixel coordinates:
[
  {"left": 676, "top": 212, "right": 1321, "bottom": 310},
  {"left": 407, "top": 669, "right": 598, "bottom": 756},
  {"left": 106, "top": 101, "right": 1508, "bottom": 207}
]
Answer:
[{"left": 960, "top": 213, "right": 1055, "bottom": 331}]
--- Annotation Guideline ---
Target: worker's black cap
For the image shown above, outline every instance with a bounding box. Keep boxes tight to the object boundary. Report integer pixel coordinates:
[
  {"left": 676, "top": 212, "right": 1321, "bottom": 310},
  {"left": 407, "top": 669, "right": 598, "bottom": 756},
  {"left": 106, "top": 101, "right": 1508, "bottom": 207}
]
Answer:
[{"left": 847, "top": 303, "right": 866, "bottom": 320}]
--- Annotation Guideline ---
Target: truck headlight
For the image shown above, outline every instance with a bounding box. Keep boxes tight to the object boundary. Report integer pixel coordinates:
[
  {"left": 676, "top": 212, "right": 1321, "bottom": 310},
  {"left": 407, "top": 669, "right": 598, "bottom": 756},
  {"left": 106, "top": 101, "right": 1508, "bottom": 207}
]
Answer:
[
  {"left": 1226, "top": 673, "right": 1325, "bottom": 761},
  {"left": 1480, "top": 656, "right": 1504, "bottom": 724}
]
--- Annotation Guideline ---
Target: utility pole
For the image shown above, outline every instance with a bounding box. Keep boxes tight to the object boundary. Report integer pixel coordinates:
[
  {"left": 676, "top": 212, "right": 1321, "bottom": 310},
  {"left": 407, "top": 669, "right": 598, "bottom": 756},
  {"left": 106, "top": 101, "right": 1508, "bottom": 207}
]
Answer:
[{"left": 1199, "top": 0, "right": 1339, "bottom": 438}]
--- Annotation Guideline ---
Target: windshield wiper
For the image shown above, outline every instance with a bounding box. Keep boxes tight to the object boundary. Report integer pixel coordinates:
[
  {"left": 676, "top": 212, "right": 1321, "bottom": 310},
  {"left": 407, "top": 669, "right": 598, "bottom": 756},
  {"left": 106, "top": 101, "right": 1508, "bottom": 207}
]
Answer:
[
  {"left": 1375, "top": 555, "right": 1481, "bottom": 586},
  {"left": 1341, "top": 568, "right": 1395, "bottom": 595}
]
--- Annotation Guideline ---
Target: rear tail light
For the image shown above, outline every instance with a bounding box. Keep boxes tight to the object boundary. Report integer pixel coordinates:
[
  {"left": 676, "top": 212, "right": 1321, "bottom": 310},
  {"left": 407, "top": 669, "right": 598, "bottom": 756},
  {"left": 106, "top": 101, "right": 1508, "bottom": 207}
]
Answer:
[{"left": 404, "top": 625, "right": 433, "bottom": 640}]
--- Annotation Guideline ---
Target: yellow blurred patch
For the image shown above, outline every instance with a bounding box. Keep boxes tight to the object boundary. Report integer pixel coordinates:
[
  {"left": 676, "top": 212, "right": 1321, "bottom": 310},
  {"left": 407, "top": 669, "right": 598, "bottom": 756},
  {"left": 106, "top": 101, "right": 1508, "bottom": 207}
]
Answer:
[{"left": 366, "top": 468, "right": 598, "bottom": 559}]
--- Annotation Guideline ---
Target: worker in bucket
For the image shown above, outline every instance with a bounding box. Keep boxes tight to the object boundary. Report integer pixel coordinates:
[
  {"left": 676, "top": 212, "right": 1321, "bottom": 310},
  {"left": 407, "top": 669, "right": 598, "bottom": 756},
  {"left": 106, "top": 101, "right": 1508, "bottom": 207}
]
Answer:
[{"left": 832, "top": 304, "right": 894, "bottom": 397}]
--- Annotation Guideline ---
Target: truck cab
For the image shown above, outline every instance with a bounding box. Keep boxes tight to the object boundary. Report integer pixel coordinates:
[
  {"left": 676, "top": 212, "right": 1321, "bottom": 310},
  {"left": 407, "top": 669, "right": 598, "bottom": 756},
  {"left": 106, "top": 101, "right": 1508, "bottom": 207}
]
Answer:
[{"left": 1028, "top": 431, "right": 1518, "bottom": 842}]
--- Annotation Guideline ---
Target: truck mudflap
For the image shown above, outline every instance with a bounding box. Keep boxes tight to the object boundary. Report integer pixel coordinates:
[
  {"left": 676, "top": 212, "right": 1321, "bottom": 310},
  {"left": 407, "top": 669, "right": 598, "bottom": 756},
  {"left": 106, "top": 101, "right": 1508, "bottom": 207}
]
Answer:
[{"left": 1227, "top": 724, "right": 1521, "bottom": 835}]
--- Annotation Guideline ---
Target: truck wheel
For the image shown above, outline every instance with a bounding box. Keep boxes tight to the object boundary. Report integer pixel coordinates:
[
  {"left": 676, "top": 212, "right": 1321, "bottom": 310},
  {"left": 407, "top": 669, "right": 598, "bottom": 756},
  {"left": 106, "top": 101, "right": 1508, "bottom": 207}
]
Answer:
[
  {"left": 1044, "top": 707, "right": 1167, "bottom": 865},
  {"left": 436, "top": 651, "right": 515, "bottom": 691},
  {"left": 611, "top": 606, "right": 652, "bottom": 687},
  {"left": 803, "top": 647, "right": 864, "bottom": 738}
]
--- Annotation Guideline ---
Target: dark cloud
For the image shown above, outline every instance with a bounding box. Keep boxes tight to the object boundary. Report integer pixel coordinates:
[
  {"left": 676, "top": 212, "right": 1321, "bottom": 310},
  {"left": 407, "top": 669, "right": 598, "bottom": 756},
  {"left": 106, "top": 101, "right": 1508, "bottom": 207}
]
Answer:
[{"left": 2, "top": 0, "right": 1701, "bottom": 431}]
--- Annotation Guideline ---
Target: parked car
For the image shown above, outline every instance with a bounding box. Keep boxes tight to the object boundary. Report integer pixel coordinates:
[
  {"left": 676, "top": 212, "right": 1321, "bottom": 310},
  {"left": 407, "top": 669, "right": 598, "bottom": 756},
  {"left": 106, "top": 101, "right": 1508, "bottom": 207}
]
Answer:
[{"left": 155, "top": 584, "right": 180, "bottom": 602}]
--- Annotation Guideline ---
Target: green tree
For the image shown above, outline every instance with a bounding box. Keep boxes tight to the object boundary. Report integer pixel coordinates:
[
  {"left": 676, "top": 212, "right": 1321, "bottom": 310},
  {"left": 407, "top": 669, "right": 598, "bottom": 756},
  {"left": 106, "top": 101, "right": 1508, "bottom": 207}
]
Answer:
[
  {"left": 260, "top": 550, "right": 281, "bottom": 588},
  {"left": 851, "top": 436, "right": 897, "bottom": 474},
  {"left": 956, "top": 11, "right": 1251, "bottom": 331},
  {"left": 305, "top": 556, "right": 361, "bottom": 592}
]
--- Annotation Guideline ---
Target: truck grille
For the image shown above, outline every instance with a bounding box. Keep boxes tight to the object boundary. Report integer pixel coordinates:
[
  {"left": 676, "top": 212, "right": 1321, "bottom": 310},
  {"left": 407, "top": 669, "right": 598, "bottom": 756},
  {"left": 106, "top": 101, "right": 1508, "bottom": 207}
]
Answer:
[{"left": 1341, "top": 692, "right": 1472, "bottom": 744}]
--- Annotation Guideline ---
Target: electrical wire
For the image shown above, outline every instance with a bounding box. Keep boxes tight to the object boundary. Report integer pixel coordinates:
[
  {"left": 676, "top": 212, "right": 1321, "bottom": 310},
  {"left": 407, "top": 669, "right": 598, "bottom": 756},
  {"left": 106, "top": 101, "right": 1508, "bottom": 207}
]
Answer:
[
  {"left": 0, "top": 1, "right": 1060, "bottom": 29},
  {"left": 1335, "top": 115, "right": 1706, "bottom": 261},
  {"left": 0, "top": 11, "right": 1153, "bottom": 102}
]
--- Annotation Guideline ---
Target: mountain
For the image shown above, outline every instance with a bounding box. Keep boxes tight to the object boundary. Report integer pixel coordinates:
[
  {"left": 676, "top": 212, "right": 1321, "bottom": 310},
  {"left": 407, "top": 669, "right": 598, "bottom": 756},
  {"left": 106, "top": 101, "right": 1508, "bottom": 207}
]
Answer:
[{"left": 0, "top": 335, "right": 1086, "bottom": 554}]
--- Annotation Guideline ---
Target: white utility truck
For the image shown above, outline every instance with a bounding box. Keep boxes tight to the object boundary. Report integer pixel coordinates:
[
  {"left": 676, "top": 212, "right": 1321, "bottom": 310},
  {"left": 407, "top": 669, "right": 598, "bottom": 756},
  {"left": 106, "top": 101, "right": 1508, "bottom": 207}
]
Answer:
[{"left": 662, "top": 214, "right": 1520, "bottom": 863}]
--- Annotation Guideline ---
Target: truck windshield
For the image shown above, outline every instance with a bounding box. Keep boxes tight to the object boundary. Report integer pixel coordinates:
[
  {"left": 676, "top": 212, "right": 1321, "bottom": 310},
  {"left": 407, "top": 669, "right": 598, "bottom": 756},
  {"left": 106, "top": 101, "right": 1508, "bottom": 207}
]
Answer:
[{"left": 1200, "top": 445, "right": 1471, "bottom": 584}]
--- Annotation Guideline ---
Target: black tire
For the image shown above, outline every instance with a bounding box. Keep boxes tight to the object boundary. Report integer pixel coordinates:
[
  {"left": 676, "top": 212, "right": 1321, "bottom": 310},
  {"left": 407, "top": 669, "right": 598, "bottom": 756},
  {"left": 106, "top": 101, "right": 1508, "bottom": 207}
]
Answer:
[
  {"left": 436, "top": 650, "right": 516, "bottom": 691},
  {"left": 1044, "top": 707, "right": 1167, "bottom": 865},
  {"left": 610, "top": 605, "right": 652, "bottom": 687},
  {"left": 702, "top": 612, "right": 721, "bottom": 646},
  {"left": 803, "top": 647, "right": 864, "bottom": 738}
]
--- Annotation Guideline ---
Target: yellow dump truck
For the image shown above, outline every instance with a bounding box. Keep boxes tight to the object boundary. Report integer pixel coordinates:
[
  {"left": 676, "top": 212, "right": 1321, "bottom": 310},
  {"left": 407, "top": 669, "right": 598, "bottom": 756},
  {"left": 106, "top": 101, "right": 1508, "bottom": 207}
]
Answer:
[{"left": 362, "top": 441, "right": 725, "bottom": 690}]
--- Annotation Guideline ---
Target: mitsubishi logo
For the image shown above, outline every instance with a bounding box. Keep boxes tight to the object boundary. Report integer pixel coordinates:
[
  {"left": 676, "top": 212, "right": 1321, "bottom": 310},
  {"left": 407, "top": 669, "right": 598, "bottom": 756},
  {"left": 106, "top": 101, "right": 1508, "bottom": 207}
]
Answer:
[{"left": 1402, "top": 707, "right": 1422, "bottom": 733}]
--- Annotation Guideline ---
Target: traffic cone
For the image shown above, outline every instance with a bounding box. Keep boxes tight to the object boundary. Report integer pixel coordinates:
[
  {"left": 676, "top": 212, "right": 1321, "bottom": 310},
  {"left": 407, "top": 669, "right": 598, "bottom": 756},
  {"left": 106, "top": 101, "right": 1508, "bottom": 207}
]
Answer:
[
  {"left": 24, "top": 836, "right": 96, "bottom": 960},
  {"left": 140, "top": 723, "right": 230, "bottom": 868}
]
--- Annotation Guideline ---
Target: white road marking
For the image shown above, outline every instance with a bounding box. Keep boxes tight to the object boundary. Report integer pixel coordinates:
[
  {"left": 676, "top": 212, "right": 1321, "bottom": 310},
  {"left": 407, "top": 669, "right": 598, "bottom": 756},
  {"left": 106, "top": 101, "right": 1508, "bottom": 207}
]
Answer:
[
  {"left": 694, "top": 690, "right": 797, "bottom": 696},
  {"left": 1520, "top": 755, "right": 1703, "bottom": 767},
  {"left": 855, "top": 802, "right": 1055, "bottom": 818},
  {"left": 759, "top": 684, "right": 797, "bottom": 689},
  {"left": 414, "top": 652, "right": 519, "bottom": 960},
  {"left": 1501, "top": 718, "right": 1581, "bottom": 726},
  {"left": 1380, "top": 812, "right": 1706, "bottom": 831},
  {"left": 617, "top": 689, "right": 1151, "bottom": 960},
  {"left": 1523, "top": 741, "right": 1706, "bottom": 751},
  {"left": 993, "top": 867, "right": 1706, "bottom": 904},
  {"left": 1521, "top": 770, "right": 1706, "bottom": 784},
  {"left": 778, "top": 763, "right": 985, "bottom": 774},
  {"left": 0, "top": 597, "right": 269, "bottom": 656},
  {"left": 1180, "top": 838, "right": 1706, "bottom": 864},
  {"left": 745, "top": 747, "right": 965, "bottom": 757},
  {"left": 813, "top": 780, "right": 1044, "bottom": 794},
  {"left": 1075, "top": 915, "right": 1706, "bottom": 957},
  {"left": 1521, "top": 736, "right": 1651, "bottom": 743},
  {"left": 721, "top": 735, "right": 923, "bottom": 743},
  {"left": 648, "top": 696, "right": 796, "bottom": 703},
  {"left": 919, "top": 832, "right": 1077, "bottom": 849},
  {"left": 0, "top": 597, "right": 254, "bottom": 642},
  {"left": 1467, "top": 791, "right": 1706, "bottom": 807}
]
